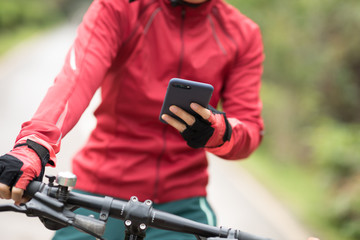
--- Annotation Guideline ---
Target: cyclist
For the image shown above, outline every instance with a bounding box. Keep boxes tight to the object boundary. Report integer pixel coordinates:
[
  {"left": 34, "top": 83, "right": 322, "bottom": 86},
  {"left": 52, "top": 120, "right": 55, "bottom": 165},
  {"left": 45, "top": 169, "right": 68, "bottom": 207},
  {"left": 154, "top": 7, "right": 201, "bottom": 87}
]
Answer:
[{"left": 0, "top": 0, "right": 295, "bottom": 239}]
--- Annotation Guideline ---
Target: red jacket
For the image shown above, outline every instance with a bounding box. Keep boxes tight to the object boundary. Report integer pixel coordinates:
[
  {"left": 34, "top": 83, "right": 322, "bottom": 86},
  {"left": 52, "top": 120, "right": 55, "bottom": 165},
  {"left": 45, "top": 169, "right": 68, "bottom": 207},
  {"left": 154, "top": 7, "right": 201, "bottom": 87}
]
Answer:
[{"left": 16, "top": 0, "right": 264, "bottom": 203}]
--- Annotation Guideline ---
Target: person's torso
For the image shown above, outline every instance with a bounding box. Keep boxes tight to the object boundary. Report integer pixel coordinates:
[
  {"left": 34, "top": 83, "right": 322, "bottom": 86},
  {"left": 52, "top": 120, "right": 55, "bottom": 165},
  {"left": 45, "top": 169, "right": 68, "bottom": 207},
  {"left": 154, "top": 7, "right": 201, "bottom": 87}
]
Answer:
[{"left": 73, "top": 0, "right": 241, "bottom": 203}]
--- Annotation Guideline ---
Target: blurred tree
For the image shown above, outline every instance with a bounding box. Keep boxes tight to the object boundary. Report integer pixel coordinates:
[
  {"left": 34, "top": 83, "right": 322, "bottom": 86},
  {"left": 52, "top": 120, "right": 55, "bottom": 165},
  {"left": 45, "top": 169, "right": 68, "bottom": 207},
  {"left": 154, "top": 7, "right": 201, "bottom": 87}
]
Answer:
[
  {"left": 0, "top": 0, "right": 92, "bottom": 33},
  {"left": 226, "top": 0, "right": 360, "bottom": 239}
]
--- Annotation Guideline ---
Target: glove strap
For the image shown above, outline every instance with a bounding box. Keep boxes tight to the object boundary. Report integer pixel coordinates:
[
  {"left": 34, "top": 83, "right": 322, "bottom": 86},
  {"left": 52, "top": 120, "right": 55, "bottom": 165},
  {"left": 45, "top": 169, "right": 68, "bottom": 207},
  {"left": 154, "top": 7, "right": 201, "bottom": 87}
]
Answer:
[
  {"left": 207, "top": 105, "right": 232, "bottom": 143},
  {"left": 14, "top": 139, "right": 49, "bottom": 181}
]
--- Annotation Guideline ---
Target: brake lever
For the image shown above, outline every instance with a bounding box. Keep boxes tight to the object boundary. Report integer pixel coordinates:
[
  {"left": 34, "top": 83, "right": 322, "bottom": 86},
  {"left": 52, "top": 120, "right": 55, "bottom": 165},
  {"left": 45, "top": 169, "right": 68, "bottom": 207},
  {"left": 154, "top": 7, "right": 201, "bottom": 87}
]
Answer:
[
  {"left": 0, "top": 203, "right": 27, "bottom": 213},
  {"left": 24, "top": 195, "right": 71, "bottom": 223},
  {"left": 24, "top": 182, "right": 106, "bottom": 240}
]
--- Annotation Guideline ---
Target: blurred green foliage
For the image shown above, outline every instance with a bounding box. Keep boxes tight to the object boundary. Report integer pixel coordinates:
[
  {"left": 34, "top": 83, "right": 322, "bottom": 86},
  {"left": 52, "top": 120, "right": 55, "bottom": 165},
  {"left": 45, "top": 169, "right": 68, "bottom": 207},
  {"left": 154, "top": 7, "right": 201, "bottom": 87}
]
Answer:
[
  {"left": 0, "top": 0, "right": 90, "bottom": 33},
  {"left": 226, "top": 0, "right": 360, "bottom": 239},
  {"left": 0, "top": 0, "right": 92, "bottom": 55},
  {"left": 0, "top": 0, "right": 60, "bottom": 31}
]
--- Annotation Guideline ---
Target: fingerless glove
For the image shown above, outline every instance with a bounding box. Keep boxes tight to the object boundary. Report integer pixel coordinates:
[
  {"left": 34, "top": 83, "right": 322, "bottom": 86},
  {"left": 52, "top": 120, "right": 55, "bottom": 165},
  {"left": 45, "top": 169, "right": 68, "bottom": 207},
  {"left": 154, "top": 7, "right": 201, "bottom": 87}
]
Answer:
[
  {"left": 181, "top": 106, "right": 232, "bottom": 149},
  {"left": 0, "top": 139, "right": 49, "bottom": 189}
]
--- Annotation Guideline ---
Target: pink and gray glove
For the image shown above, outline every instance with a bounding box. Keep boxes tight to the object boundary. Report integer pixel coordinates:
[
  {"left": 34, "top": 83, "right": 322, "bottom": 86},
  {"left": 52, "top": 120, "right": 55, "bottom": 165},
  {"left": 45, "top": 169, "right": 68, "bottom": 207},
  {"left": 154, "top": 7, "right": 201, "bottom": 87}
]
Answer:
[
  {"left": 161, "top": 103, "right": 232, "bottom": 149},
  {"left": 0, "top": 139, "right": 49, "bottom": 203},
  {"left": 180, "top": 105, "right": 232, "bottom": 148}
]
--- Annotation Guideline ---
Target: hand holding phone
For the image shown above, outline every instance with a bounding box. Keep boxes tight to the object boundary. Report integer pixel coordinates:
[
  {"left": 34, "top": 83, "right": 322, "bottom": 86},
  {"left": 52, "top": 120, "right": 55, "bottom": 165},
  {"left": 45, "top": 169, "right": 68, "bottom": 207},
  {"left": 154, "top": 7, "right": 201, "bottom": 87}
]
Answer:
[
  {"left": 159, "top": 78, "right": 214, "bottom": 124},
  {"left": 160, "top": 78, "right": 232, "bottom": 149}
]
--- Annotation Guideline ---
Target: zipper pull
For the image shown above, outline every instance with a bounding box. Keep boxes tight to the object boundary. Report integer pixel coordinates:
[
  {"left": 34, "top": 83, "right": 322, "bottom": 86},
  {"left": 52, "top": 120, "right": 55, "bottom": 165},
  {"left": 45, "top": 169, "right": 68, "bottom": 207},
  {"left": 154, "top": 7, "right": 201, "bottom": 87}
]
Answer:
[{"left": 181, "top": 7, "right": 186, "bottom": 19}]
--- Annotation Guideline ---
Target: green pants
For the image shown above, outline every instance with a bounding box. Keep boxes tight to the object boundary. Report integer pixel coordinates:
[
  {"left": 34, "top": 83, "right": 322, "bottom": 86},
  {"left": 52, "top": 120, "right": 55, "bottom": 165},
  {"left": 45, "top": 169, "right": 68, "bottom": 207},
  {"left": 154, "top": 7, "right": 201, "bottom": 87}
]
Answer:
[{"left": 52, "top": 190, "right": 217, "bottom": 240}]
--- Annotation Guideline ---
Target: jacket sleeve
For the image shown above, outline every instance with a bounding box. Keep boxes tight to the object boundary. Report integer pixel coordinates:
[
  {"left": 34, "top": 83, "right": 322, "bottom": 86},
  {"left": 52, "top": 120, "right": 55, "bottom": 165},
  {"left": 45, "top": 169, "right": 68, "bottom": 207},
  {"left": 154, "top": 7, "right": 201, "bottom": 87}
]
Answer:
[
  {"left": 15, "top": 0, "right": 131, "bottom": 165},
  {"left": 206, "top": 21, "right": 265, "bottom": 160}
]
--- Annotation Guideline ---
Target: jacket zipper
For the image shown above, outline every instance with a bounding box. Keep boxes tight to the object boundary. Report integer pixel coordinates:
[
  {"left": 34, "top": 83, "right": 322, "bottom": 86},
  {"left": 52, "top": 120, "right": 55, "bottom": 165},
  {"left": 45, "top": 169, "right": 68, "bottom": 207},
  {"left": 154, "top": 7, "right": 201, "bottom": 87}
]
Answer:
[
  {"left": 177, "top": 8, "right": 186, "bottom": 77},
  {"left": 153, "top": 125, "right": 168, "bottom": 202},
  {"left": 153, "top": 8, "right": 186, "bottom": 203}
]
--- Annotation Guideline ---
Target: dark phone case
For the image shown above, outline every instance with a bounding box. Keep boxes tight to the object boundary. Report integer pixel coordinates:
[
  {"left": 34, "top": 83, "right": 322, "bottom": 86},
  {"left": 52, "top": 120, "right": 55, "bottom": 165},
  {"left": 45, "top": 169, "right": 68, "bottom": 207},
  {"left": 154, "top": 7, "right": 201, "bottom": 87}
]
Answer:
[{"left": 159, "top": 78, "right": 214, "bottom": 124}]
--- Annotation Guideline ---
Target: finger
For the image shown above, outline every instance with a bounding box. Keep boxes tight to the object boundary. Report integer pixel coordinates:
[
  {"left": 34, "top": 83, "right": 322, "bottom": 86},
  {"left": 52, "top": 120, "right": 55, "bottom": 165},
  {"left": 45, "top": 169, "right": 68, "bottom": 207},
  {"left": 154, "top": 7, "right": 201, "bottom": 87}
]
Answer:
[
  {"left": 169, "top": 105, "right": 195, "bottom": 126},
  {"left": 161, "top": 114, "right": 187, "bottom": 132},
  {"left": 190, "top": 103, "right": 211, "bottom": 120},
  {"left": 19, "top": 195, "right": 31, "bottom": 204},
  {"left": 0, "top": 183, "right": 11, "bottom": 199},
  {"left": 11, "top": 187, "right": 24, "bottom": 205}
]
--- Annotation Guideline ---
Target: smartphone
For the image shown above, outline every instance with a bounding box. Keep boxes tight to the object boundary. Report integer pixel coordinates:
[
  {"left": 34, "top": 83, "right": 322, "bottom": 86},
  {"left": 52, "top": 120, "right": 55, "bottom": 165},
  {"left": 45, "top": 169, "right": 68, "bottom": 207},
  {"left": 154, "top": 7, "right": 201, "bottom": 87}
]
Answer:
[{"left": 159, "top": 78, "right": 214, "bottom": 124}]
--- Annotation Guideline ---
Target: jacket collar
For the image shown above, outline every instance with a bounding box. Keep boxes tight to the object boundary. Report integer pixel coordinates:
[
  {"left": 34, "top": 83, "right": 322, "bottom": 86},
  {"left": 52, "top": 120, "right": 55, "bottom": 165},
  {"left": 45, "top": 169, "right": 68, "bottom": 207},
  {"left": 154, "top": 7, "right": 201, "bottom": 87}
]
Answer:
[
  {"left": 168, "top": 0, "right": 208, "bottom": 7},
  {"left": 159, "top": 0, "right": 218, "bottom": 19}
]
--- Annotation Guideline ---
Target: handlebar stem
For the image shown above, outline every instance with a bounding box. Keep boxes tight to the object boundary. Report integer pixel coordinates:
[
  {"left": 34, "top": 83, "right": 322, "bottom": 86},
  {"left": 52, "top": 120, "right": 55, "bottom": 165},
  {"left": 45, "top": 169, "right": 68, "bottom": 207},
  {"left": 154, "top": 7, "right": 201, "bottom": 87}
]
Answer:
[{"left": 123, "top": 196, "right": 152, "bottom": 239}]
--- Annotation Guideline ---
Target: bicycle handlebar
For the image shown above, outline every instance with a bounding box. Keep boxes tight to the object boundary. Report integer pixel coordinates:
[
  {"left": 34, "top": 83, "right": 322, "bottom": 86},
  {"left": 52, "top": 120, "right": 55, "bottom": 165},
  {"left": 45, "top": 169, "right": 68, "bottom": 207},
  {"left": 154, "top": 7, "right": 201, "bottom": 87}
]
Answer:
[{"left": 0, "top": 180, "right": 273, "bottom": 240}]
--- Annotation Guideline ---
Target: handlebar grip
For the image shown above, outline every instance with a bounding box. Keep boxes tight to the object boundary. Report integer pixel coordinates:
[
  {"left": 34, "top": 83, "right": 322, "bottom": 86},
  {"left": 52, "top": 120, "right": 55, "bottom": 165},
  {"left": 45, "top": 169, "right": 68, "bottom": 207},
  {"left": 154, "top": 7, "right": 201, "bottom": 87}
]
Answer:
[
  {"left": 73, "top": 214, "right": 106, "bottom": 237},
  {"left": 25, "top": 181, "right": 44, "bottom": 197}
]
